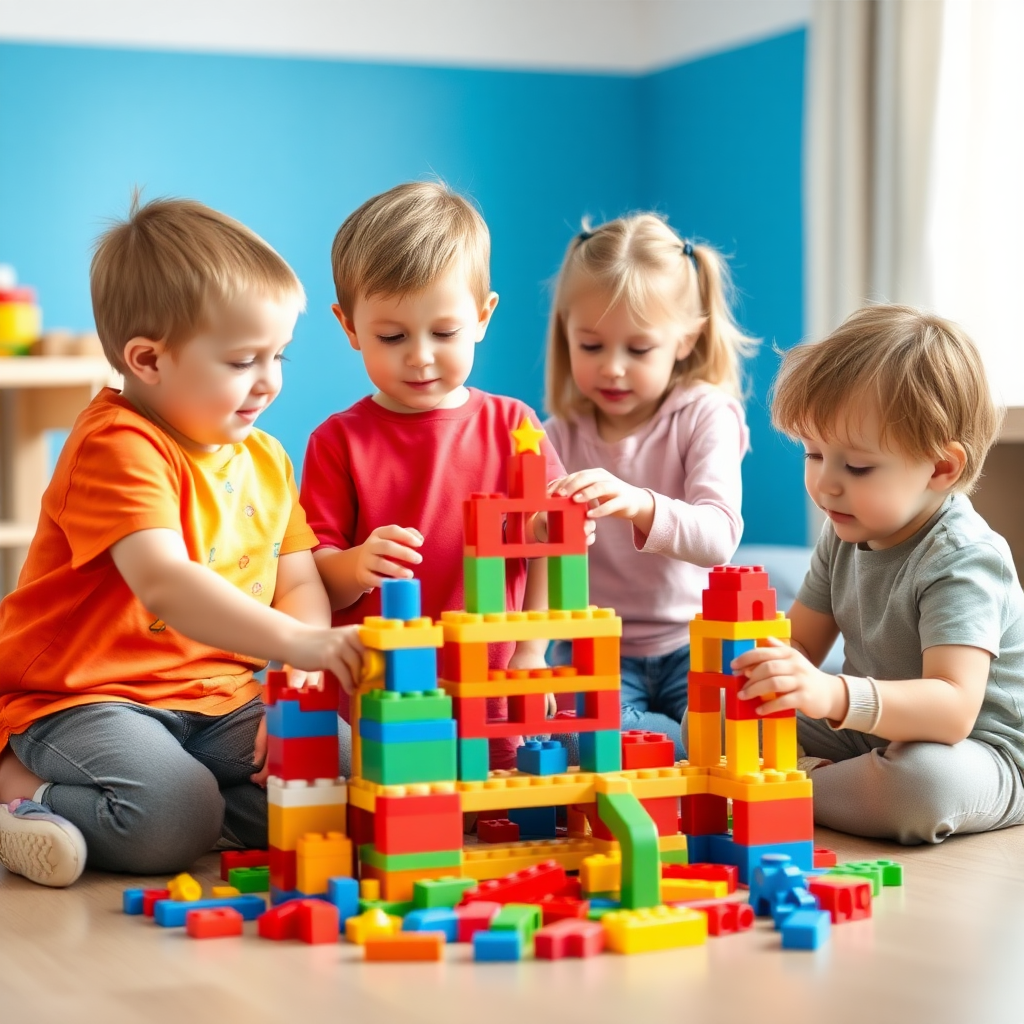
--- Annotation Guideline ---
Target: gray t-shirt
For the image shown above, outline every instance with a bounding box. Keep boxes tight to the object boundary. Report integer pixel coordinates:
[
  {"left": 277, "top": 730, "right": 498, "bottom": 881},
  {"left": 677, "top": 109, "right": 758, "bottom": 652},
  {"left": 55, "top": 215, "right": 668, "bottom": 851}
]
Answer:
[{"left": 798, "top": 494, "right": 1024, "bottom": 772}]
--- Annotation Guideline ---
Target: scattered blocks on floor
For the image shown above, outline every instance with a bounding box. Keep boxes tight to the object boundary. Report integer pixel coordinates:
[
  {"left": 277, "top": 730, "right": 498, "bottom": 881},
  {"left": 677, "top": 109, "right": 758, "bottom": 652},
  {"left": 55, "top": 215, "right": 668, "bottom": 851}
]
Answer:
[
  {"left": 186, "top": 907, "right": 244, "bottom": 939},
  {"left": 365, "top": 932, "right": 446, "bottom": 961},
  {"left": 780, "top": 908, "right": 831, "bottom": 950},
  {"left": 472, "top": 929, "right": 523, "bottom": 961},
  {"left": 535, "top": 918, "right": 606, "bottom": 959}
]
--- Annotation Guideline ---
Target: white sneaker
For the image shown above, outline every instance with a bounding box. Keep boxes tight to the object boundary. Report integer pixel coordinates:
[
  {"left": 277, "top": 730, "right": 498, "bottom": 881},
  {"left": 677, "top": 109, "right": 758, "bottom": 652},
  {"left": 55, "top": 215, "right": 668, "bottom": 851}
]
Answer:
[{"left": 0, "top": 799, "right": 87, "bottom": 887}]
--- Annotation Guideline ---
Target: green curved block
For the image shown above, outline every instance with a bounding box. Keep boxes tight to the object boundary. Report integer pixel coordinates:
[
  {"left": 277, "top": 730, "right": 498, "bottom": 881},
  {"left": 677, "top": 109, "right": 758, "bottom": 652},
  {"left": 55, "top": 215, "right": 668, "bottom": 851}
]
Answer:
[{"left": 596, "top": 791, "right": 660, "bottom": 910}]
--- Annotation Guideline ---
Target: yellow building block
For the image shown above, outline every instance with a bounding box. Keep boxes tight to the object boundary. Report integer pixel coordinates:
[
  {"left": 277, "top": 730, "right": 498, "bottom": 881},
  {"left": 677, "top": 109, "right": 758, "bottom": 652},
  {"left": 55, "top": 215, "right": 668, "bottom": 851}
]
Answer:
[
  {"left": 345, "top": 908, "right": 402, "bottom": 945},
  {"left": 688, "top": 711, "right": 722, "bottom": 768},
  {"left": 762, "top": 716, "right": 798, "bottom": 771},
  {"left": 269, "top": 802, "right": 348, "bottom": 851},
  {"left": 725, "top": 718, "right": 760, "bottom": 778},
  {"left": 462, "top": 838, "right": 597, "bottom": 879},
  {"left": 591, "top": 833, "right": 689, "bottom": 858},
  {"left": 441, "top": 672, "right": 620, "bottom": 698},
  {"left": 603, "top": 906, "right": 707, "bottom": 954},
  {"left": 296, "top": 832, "right": 353, "bottom": 894},
  {"left": 581, "top": 852, "right": 621, "bottom": 893},
  {"left": 660, "top": 878, "right": 728, "bottom": 902},
  {"left": 167, "top": 873, "right": 202, "bottom": 901},
  {"left": 690, "top": 613, "right": 792, "bottom": 642},
  {"left": 593, "top": 775, "right": 631, "bottom": 795},
  {"left": 212, "top": 885, "right": 240, "bottom": 898},
  {"left": 440, "top": 607, "right": 621, "bottom": 644},
  {"left": 689, "top": 635, "right": 722, "bottom": 673},
  {"left": 707, "top": 768, "right": 812, "bottom": 802},
  {"left": 359, "top": 879, "right": 381, "bottom": 901},
  {"left": 457, "top": 770, "right": 598, "bottom": 812},
  {"left": 358, "top": 617, "right": 444, "bottom": 651}
]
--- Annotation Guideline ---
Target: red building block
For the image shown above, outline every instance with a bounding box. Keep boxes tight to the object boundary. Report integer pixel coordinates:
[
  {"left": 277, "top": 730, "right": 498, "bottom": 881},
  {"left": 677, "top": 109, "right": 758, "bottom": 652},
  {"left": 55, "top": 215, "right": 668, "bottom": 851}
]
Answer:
[
  {"left": 220, "top": 849, "right": 270, "bottom": 880},
  {"left": 814, "top": 847, "right": 838, "bottom": 868},
  {"left": 808, "top": 878, "right": 872, "bottom": 923},
  {"left": 374, "top": 792, "right": 463, "bottom": 855},
  {"left": 186, "top": 907, "right": 244, "bottom": 939},
  {"left": 264, "top": 670, "right": 340, "bottom": 712},
  {"left": 663, "top": 862, "right": 738, "bottom": 893},
  {"left": 143, "top": 889, "right": 171, "bottom": 916},
  {"left": 688, "top": 673, "right": 724, "bottom": 713},
  {"left": 536, "top": 895, "right": 590, "bottom": 925},
  {"left": 679, "top": 793, "right": 729, "bottom": 836},
  {"left": 706, "top": 565, "right": 771, "bottom": 592},
  {"left": 258, "top": 902, "right": 301, "bottom": 941},
  {"left": 478, "top": 818, "right": 520, "bottom": 843},
  {"left": 463, "top": 489, "right": 588, "bottom": 558},
  {"left": 298, "top": 899, "right": 341, "bottom": 943},
  {"left": 346, "top": 804, "right": 376, "bottom": 852},
  {"left": 455, "top": 901, "right": 501, "bottom": 942},
  {"left": 702, "top": 587, "right": 778, "bottom": 623},
  {"left": 725, "top": 686, "right": 793, "bottom": 721},
  {"left": 689, "top": 899, "right": 755, "bottom": 936},
  {"left": 731, "top": 797, "right": 814, "bottom": 846},
  {"left": 267, "top": 734, "right": 338, "bottom": 781},
  {"left": 535, "top": 918, "right": 606, "bottom": 959},
  {"left": 459, "top": 861, "right": 567, "bottom": 905},
  {"left": 554, "top": 875, "right": 582, "bottom": 899},
  {"left": 269, "top": 846, "right": 297, "bottom": 893},
  {"left": 641, "top": 796, "right": 681, "bottom": 836},
  {"left": 622, "top": 730, "right": 677, "bottom": 770}
]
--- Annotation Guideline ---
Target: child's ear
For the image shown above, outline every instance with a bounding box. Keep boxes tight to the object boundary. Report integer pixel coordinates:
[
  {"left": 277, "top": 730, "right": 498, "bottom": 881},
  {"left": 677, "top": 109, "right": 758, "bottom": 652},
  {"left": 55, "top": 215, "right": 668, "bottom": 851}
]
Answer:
[
  {"left": 930, "top": 442, "right": 968, "bottom": 491},
  {"left": 122, "top": 336, "right": 165, "bottom": 384},
  {"left": 675, "top": 318, "right": 705, "bottom": 362},
  {"left": 476, "top": 292, "right": 499, "bottom": 342},
  {"left": 332, "top": 304, "right": 361, "bottom": 351}
]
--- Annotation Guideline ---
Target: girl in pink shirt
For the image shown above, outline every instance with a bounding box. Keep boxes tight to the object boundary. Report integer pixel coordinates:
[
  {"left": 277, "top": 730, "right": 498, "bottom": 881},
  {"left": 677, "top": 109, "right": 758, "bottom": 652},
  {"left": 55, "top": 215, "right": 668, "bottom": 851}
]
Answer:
[{"left": 544, "top": 214, "right": 755, "bottom": 759}]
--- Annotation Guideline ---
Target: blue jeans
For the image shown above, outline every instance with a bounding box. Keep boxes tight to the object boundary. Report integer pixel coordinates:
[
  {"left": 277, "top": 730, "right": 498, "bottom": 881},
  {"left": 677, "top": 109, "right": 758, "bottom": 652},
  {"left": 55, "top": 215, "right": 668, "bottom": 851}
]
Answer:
[
  {"left": 549, "top": 641, "right": 690, "bottom": 760},
  {"left": 10, "top": 698, "right": 350, "bottom": 875}
]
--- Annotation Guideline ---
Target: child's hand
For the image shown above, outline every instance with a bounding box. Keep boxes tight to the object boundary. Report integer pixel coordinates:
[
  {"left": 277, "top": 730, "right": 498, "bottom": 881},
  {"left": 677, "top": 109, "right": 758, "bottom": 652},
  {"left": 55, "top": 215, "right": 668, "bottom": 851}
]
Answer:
[
  {"left": 533, "top": 511, "right": 596, "bottom": 546},
  {"left": 732, "top": 637, "right": 846, "bottom": 721},
  {"left": 355, "top": 525, "right": 423, "bottom": 590},
  {"left": 285, "top": 625, "right": 366, "bottom": 695},
  {"left": 549, "top": 470, "right": 654, "bottom": 524}
]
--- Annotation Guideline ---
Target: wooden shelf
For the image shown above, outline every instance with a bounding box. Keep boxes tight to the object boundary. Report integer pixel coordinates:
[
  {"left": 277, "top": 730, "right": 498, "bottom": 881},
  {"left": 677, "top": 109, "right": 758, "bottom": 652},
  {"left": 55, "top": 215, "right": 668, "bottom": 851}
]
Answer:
[
  {"left": 0, "top": 355, "right": 118, "bottom": 389},
  {"left": 999, "top": 407, "right": 1024, "bottom": 443}
]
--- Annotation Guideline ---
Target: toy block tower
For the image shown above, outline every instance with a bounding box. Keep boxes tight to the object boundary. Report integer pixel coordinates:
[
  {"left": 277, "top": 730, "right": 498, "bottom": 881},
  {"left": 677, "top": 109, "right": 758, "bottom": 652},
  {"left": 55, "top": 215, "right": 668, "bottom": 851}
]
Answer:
[
  {"left": 443, "top": 417, "right": 623, "bottom": 785},
  {"left": 682, "top": 565, "right": 814, "bottom": 881},
  {"left": 264, "top": 670, "right": 350, "bottom": 904}
]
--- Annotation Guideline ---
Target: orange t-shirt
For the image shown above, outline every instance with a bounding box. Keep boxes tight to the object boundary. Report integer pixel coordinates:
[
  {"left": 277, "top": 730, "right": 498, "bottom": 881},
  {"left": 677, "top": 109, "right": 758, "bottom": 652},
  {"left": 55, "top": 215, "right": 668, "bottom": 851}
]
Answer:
[{"left": 0, "top": 388, "right": 317, "bottom": 751}]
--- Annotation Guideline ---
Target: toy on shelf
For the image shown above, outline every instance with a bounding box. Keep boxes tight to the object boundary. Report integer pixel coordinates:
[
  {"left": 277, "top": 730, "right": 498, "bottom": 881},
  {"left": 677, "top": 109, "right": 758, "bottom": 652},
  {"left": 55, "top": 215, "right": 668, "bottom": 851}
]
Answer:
[
  {"left": 121, "top": 421, "right": 903, "bottom": 958},
  {"left": 0, "top": 265, "right": 41, "bottom": 357}
]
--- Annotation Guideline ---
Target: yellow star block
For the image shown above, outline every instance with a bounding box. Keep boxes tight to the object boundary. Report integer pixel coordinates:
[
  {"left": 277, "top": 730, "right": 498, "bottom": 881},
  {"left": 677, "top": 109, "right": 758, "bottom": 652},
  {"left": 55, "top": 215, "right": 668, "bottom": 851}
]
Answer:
[{"left": 511, "top": 416, "right": 545, "bottom": 455}]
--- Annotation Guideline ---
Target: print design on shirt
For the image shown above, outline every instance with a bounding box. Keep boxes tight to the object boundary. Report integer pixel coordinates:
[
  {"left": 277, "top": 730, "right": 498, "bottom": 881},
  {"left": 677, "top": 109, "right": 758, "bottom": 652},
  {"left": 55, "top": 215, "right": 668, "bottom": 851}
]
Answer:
[
  {"left": 244, "top": 505, "right": 255, "bottom": 518},
  {"left": 149, "top": 618, "right": 167, "bottom": 633},
  {"left": 239, "top": 554, "right": 250, "bottom": 570}
]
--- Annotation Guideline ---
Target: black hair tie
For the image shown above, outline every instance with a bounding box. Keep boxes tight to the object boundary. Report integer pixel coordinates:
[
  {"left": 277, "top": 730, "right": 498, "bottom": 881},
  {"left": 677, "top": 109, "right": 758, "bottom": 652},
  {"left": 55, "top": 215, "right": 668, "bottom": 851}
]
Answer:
[{"left": 576, "top": 230, "right": 593, "bottom": 245}]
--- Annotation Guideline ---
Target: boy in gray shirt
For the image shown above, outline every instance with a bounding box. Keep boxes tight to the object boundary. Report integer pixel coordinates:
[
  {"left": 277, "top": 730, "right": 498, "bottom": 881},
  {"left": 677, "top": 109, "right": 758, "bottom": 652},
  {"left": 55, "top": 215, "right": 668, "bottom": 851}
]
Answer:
[{"left": 732, "top": 304, "right": 1024, "bottom": 844}]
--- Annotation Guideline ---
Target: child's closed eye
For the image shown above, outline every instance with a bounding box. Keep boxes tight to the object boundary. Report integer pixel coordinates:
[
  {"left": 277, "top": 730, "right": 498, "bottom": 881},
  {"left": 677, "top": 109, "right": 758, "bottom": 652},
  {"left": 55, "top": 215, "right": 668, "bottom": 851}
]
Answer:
[
  {"left": 846, "top": 465, "right": 874, "bottom": 476},
  {"left": 377, "top": 333, "right": 405, "bottom": 343}
]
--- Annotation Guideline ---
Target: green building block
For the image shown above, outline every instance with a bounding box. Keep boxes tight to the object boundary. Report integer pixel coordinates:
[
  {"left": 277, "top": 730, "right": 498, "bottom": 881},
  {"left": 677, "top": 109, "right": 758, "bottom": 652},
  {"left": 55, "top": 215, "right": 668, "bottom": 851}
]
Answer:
[
  {"left": 660, "top": 848, "right": 689, "bottom": 866},
  {"left": 580, "top": 729, "right": 622, "bottom": 773},
  {"left": 228, "top": 866, "right": 270, "bottom": 893},
  {"left": 360, "top": 688, "right": 452, "bottom": 724},
  {"left": 827, "top": 864, "right": 882, "bottom": 896},
  {"left": 458, "top": 737, "right": 490, "bottom": 782},
  {"left": 464, "top": 556, "right": 506, "bottom": 614},
  {"left": 359, "top": 844, "right": 463, "bottom": 873},
  {"left": 413, "top": 877, "right": 476, "bottom": 909},
  {"left": 359, "top": 897, "right": 414, "bottom": 916},
  {"left": 596, "top": 791, "right": 661, "bottom": 910},
  {"left": 360, "top": 737, "right": 457, "bottom": 786},
  {"left": 548, "top": 555, "right": 589, "bottom": 611},
  {"left": 491, "top": 903, "right": 542, "bottom": 947}
]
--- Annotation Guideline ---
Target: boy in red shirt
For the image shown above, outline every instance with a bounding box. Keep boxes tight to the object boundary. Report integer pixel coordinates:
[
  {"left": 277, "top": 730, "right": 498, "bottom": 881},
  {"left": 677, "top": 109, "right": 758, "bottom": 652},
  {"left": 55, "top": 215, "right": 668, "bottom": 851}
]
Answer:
[
  {"left": 0, "top": 198, "right": 362, "bottom": 887},
  {"left": 302, "top": 181, "right": 564, "bottom": 769}
]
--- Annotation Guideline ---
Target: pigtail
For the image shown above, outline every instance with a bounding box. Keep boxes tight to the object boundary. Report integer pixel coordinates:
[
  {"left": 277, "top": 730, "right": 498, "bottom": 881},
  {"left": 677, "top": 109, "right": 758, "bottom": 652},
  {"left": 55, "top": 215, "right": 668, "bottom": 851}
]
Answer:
[{"left": 686, "top": 244, "right": 759, "bottom": 399}]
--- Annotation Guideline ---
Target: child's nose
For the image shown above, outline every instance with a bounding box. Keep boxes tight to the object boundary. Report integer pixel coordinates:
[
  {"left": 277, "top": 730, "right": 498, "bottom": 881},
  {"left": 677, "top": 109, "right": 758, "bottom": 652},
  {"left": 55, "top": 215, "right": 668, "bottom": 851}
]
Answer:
[{"left": 407, "top": 337, "right": 434, "bottom": 366}]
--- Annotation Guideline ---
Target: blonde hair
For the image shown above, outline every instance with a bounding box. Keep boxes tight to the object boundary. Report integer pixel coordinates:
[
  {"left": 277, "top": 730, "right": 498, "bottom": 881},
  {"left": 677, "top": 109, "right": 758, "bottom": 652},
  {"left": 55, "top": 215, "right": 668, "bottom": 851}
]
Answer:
[
  {"left": 545, "top": 213, "right": 758, "bottom": 419},
  {"left": 771, "top": 304, "right": 1001, "bottom": 493},
  {"left": 91, "top": 194, "right": 304, "bottom": 374},
  {"left": 331, "top": 181, "right": 491, "bottom": 315}
]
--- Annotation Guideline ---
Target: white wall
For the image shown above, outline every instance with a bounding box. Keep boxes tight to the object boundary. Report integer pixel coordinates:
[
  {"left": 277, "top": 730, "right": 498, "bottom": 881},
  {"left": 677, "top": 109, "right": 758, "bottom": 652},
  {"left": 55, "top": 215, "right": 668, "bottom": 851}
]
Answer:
[{"left": 0, "top": 0, "right": 810, "bottom": 72}]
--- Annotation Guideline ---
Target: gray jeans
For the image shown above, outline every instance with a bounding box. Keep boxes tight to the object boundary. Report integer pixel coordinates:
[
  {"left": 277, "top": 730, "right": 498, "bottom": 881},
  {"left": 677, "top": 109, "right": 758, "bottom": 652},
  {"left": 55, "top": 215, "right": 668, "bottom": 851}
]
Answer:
[
  {"left": 799, "top": 714, "right": 1024, "bottom": 844},
  {"left": 10, "top": 699, "right": 353, "bottom": 874}
]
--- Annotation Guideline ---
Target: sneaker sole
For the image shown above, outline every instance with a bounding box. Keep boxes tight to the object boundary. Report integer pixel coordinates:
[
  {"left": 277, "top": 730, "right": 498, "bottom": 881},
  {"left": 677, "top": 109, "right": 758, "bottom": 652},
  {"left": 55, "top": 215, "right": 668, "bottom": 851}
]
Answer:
[{"left": 0, "top": 809, "right": 87, "bottom": 888}]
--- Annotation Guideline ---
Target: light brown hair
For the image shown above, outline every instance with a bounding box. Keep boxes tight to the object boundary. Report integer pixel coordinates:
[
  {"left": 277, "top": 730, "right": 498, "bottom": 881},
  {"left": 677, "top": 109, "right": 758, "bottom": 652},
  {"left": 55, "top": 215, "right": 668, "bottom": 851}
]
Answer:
[
  {"left": 545, "top": 213, "right": 758, "bottom": 419},
  {"left": 771, "top": 304, "right": 1001, "bottom": 492},
  {"left": 91, "top": 194, "right": 305, "bottom": 374},
  {"left": 331, "top": 181, "right": 491, "bottom": 315}
]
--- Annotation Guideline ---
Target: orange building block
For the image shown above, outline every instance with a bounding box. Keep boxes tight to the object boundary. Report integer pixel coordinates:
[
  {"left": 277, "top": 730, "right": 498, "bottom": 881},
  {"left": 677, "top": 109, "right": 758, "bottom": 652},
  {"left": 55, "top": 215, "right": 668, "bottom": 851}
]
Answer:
[{"left": 364, "top": 932, "right": 446, "bottom": 961}]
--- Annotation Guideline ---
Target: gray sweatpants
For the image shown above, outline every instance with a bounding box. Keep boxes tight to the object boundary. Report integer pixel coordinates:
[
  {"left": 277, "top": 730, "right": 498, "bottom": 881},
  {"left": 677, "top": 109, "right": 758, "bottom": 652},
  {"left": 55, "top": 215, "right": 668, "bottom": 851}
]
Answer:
[
  {"left": 798, "top": 714, "right": 1024, "bottom": 844},
  {"left": 10, "top": 699, "right": 352, "bottom": 874}
]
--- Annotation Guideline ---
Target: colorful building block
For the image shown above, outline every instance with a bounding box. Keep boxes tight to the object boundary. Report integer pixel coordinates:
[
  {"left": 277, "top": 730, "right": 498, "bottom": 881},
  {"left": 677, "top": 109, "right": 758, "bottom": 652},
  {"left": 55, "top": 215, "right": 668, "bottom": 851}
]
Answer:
[
  {"left": 345, "top": 908, "right": 403, "bottom": 945},
  {"left": 463, "top": 556, "right": 506, "bottom": 614},
  {"left": 455, "top": 901, "right": 501, "bottom": 941},
  {"left": 413, "top": 877, "right": 477, "bottom": 909},
  {"left": 580, "top": 729, "right": 622, "bottom": 773},
  {"left": 808, "top": 877, "right": 872, "bottom": 923},
  {"left": 220, "top": 849, "right": 270, "bottom": 880},
  {"left": 780, "top": 908, "right": 831, "bottom": 950},
  {"left": 380, "top": 578, "right": 423, "bottom": 621},
  {"left": 548, "top": 554, "right": 589, "bottom": 610},
  {"left": 265, "top": 702, "right": 338, "bottom": 739},
  {"left": 472, "top": 929, "right": 523, "bottom": 961},
  {"left": 360, "top": 689, "right": 452, "bottom": 723},
  {"left": 167, "top": 872, "right": 202, "bottom": 901},
  {"left": 460, "top": 860, "right": 568, "bottom": 905},
  {"left": 358, "top": 717, "right": 456, "bottom": 744},
  {"left": 228, "top": 866, "right": 270, "bottom": 893},
  {"left": 297, "top": 832, "right": 353, "bottom": 894},
  {"left": 596, "top": 791, "right": 660, "bottom": 910},
  {"left": 692, "top": 899, "right": 755, "bottom": 936},
  {"left": 535, "top": 918, "right": 606, "bottom": 959},
  {"left": 477, "top": 818, "right": 520, "bottom": 843},
  {"left": 154, "top": 895, "right": 265, "bottom": 928},
  {"left": 517, "top": 739, "right": 569, "bottom": 776},
  {"left": 458, "top": 737, "right": 491, "bottom": 781},
  {"left": 490, "top": 903, "right": 542, "bottom": 946},
  {"left": 374, "top": 791, "right": 463, "bottom": 855},
  {"left": 402, "top": 908, "right": 458, "bottom": 942},
  {"left": 327, "top": 876, "right": 359, "bottom": 925},
  {"left": 384, "top": 647, "right": 438, "bottom": 693},
  {"left": 621, "top": 731, "right": 677, "bottom": 770},
  {"left": 186, "top": 907, "right": 244, "bottom": 939},
  {"left": 602, "top": 906, "right": 707, "bottom": 954},
  {"left": 360, "top": 736, "right": 457, "bottom": 786},
  {"left": 365, "top": 932, "right": 446, "bottom": 961}
]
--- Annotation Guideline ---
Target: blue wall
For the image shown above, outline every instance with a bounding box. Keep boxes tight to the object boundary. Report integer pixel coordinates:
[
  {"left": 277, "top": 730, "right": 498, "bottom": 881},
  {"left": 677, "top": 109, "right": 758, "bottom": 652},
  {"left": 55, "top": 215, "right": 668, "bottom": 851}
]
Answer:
[{"left": 0, "top": 31, "right": 806, "bottom": 544}]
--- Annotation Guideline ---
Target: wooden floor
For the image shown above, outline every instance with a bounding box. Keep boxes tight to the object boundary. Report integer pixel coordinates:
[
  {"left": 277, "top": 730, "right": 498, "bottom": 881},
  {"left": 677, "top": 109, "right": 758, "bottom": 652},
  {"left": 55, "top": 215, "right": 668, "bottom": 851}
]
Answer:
[{"left": 4, "top": 825, "right": 1024, "bottom": 1024}]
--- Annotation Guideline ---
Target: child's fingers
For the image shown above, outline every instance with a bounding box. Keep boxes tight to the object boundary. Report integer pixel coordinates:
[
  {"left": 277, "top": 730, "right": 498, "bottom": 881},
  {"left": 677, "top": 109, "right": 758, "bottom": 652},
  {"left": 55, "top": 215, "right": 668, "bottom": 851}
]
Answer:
[{"left": 370, "top": 555, "right": 418, "bottom": 580}]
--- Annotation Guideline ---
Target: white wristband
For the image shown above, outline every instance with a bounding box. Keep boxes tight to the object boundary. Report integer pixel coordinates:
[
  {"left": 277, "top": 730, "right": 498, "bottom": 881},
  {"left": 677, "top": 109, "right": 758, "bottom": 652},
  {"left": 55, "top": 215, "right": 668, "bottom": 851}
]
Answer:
[{"left": 832, "top": 674, "right": 882, "bottom": 734}]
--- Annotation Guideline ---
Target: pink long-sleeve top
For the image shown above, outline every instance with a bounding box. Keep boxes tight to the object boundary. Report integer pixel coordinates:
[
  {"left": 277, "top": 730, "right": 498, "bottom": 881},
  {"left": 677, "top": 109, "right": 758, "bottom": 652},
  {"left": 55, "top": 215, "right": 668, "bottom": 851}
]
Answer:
[{"left": 544, "top": 383, "right": 749, "bottom": 657}]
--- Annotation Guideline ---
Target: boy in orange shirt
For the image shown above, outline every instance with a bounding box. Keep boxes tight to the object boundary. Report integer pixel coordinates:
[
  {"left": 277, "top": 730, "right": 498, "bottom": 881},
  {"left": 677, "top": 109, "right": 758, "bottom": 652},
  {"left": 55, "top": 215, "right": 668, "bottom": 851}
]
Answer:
[{"left": 0, "top": 197, "right": 363, "bottom": 888}]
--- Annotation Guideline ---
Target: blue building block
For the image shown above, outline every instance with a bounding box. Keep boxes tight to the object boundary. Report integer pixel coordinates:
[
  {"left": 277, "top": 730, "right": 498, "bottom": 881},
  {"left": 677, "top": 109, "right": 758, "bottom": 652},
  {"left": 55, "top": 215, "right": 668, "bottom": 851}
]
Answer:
[
  {"left": 385, "top": 647, "right": 438, "bottom": 693},
  {"left": 380, "top": 579, "right": 422, "bottom": 621},
  {"left": 473, "top": 929, "right": 523, "bottom": 961},
  {"left": 516, "top": 739, "right": 569, "bottom": 776},
  {"left": 781, "top": 908, "right": 832, "bottom": 950},
  {"left": 154, "top": 894, "right": 266, "bottom": 927},
  {"left": 771, "top": 888, "right": 819, "bottom": 928},
  {"left": 358, "top": 717, "right": 456, "bottom": 744},
  {"left": 327, "top": 876, "right": 359, "bottom": 926},
  {"left": 402, "top": 907, "right": 458, "bottom": 942},
  {"left": 123, "top": 888, "right": 144, "bottom": 914},
  {"left": 721, "top": 638, "right": 756, "bottom": 669},
  {"left": 458, "top": 737, "right": 490, "bottom": 782},
  {"left": 749, "top": 852, "right": 810, "bottom": 916},
  {"left": 684, "top": 834, "right": 715, "bottom": 862},
  {"left": 711, "top": 837, "right": 815, "bottom": 885},
  {"left": 509, "top": 805, "right": 558, "bottom": 839},
  {"left": 265, "top": 701, "right": 338, "bottom": 740}
]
